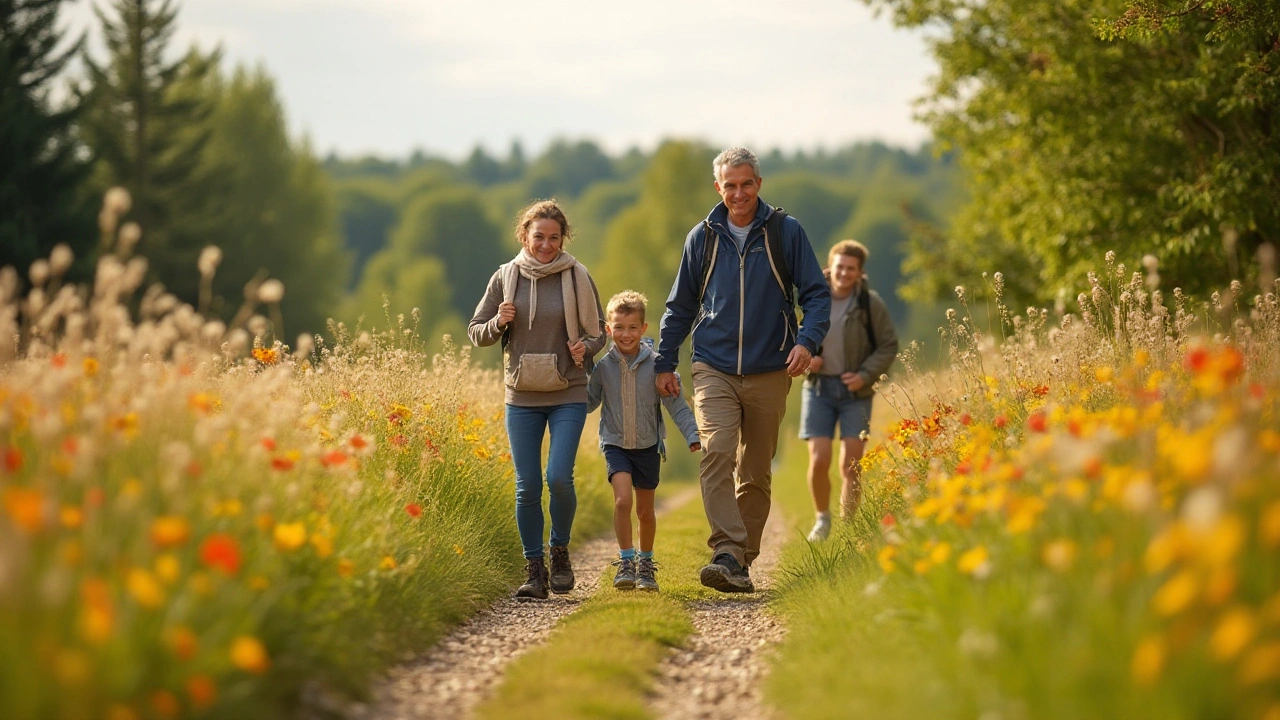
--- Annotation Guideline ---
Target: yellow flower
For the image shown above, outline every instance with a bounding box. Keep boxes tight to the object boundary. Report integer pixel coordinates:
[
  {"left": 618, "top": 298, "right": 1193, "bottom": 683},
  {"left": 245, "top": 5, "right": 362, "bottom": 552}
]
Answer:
[
  {"left": 877, "top": 545, "right": 898, "bottom": 573},
  {"left": 337, "top": 558, "right": 355, "bottom": 577},
  {"left": 1153, "top": 570, "right": 1198, "bottom": 617},
  {"left": 1210, "top": 607, "right": 1257, "bottom": 660},
  {"left": 1041, "top": 539, "right": 1078, "bottom": 573},
  {"left": 150, "top": 516, "right": 190, "bottom": 549},
  {"left": 1261, "top": 501, "right": 1280, "bottom": 549},
  {"left": 380, "top": 555, "right": 398, "bottom": 570},
  {"left": 155, "top": 554, "right": 181, "bottom": 583},
  {"left": 83, "top": 357, "right": 100, "bottom": 376},
  {"left": 957, "top": 546, "right": 990, "bottom": 577},
  {"left": 473, "top": 445, "right": 491, "bottom": 460},
  {"left": 230, "top": 636, "right": 270, "bottom": 674},
  {"left": 453, "top": 544, "right": 465, "bottom": 555},
  {"left": 310, "top": 533, "right": 333, "bottom": 559},
  {"left": 1131, "top": 635, "right": 1165, "bottom": 686},
  {"left": 126, "top": 568, "right": 165, "bottom": 609},
  {"left": 273, "top": 522, "right": 307, "bottom": 551},
  {"left": 929, "top": 542, "right": 952, "bottom": 565},
  {"left": 1238, "top": 643, "right": 1280, "bottom": 685},
  {"left": 3, "top": 487, "right": 46, "bottom": 534},
  {"left": 1094, "top": 365, "right": 1114, "bottom": 383}
]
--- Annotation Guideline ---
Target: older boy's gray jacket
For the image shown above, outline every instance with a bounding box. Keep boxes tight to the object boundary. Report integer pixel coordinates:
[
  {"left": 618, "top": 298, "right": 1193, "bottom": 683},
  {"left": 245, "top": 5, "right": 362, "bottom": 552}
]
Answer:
[
  {"left": 587, "top": 339, "right": 700, "bottom": 454},
  {"left": 824, "top": 280, "right": 899, "bottom": 399}
]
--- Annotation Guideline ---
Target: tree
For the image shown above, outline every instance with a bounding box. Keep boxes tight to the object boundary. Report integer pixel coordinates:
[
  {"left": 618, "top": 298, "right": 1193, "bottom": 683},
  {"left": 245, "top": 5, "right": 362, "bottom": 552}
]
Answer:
[
  {"left": 863, "top": 0, "right": 1280, "bottom": 305},
  {"left": 201, "top": 66, "right": 348, "bottom": 336},
  {"left": 384, "top": 186, "right": 504, "bottom": 319},
  {"left": 0, "top": 0, "right": 93, "bottom": 278},
  {"left": 79, "top": 0, "right": 228, "bottom": 303},
  {"left": 525, "top": 139, "right": 616, "bottom": 199},
  {"left": 335, "top": 180, "right": 398, "bottom": 289}
]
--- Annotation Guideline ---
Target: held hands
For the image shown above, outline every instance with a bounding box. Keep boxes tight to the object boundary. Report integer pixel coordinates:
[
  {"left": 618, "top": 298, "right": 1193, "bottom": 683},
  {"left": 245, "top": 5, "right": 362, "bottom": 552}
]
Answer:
[
  {"left": 807, "top": 355, "right": 824, "bottom": 374},
  {"left": 785, "top": 345, "right": 813, "bottom": 377},
  {"left": 495, "top": 301, "right": 516, "bottom": 329},
  {"left": 842, "top": 372, "right": 866, "bottom": 392},
  {"left": 689, "top": 442, "right": 702, "bottom": 452},
  {"left": 567, "top": 339, "right": 586, "bottom": 368},
  {"left": 655, "top": 371, "right": 680, "bottom": 397}
]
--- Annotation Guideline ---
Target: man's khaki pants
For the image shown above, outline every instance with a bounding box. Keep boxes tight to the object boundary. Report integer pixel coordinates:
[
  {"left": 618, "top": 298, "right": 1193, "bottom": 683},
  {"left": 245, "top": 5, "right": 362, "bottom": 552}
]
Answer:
[{"left": 690, "top": 362, "right": 791, "bottom": 567}]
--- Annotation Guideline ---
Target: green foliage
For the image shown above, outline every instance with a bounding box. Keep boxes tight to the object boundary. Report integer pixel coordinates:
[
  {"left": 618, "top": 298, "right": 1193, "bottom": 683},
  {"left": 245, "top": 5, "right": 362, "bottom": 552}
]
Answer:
[
  {"left": 199, "top": 66, "right": 348, "bottom": 336},
  {"left": 865, "top": 0, "right": 1280, "bottom": 307},
  {"left": 335, "top": 181, "right": 398, "bottom": 289},
  {"left": 524, "top": 139, "right": 617, "bottom": 199},
  {"left": 0, "top": 0, "right": 94, "bottom": 282},
  {"left": 78, "top": 0, "right": 229, "bottom": 303}
]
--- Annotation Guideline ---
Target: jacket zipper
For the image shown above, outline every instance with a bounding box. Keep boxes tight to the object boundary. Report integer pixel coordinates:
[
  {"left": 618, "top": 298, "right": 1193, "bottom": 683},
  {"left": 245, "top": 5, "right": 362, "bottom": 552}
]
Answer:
[{"left": 737, "top": 248, "right": 746, "bottom": 374}]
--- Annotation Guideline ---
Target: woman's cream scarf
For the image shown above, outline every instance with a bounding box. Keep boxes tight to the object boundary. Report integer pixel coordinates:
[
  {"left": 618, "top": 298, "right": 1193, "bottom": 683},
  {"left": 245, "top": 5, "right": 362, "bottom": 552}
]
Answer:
[{"left": 501, "top": 249, "right": 600, "bottom": 343}]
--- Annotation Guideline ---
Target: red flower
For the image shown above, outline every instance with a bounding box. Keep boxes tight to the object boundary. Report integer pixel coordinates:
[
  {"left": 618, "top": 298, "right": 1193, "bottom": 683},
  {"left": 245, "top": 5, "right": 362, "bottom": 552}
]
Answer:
[
  {"left": 261, "top": 437, "right": 277, "bottom": 452},
  {"left": 405, "top": 503, "right": 423, "bottom": 519},
  {"left": 390, "top": 434, "right": 408, "bottom": 448},
  {"left": 959, "top": 413, "right": 972, "bottom": 426},
  {"left": 320, "top": 450, "right": 348, "bottom": 468},
  {"left": 4, "top": 446, "right": 23, "bottom": 473},
  {"left": 880, "top": 513, "right": 897, "bottom": 528},
  {"left": 1026, "top": 411, "right": 1048, "bottom": 433},
  {"left": 993, "top": 415, "right": 1008, "bottom": 429},
  {"left": 1185, "top": 346, "right": 1210, "bottom": 373},
  {"left": 200, "top": 534, "right": 242, "bottom": 575},
  {"left": 270, "top": 455, "right": 295, "bottom": 471}
]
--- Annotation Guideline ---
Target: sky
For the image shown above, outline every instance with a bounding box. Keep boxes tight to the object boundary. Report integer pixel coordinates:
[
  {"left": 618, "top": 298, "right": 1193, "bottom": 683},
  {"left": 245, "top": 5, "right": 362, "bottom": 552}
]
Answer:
[{"left": 61, "top": 0, "right": 936, "bottom": 161}]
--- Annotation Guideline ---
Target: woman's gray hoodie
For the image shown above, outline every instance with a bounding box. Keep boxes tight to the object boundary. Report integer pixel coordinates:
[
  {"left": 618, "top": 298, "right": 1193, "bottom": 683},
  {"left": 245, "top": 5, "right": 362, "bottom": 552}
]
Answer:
[{"left": 587, "top": 338, "right": 700, "bottom": 456}]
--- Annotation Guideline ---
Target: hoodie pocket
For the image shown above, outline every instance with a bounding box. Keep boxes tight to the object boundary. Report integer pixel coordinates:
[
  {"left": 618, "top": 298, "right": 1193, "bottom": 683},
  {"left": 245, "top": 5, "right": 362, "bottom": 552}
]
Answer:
[{"left": 512, "top": 353, "right": 569, "bottom": 392}]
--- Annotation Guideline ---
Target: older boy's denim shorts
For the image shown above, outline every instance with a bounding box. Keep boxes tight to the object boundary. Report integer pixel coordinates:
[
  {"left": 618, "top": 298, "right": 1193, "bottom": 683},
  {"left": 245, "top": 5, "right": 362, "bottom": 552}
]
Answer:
[
  {"left": 798, "top": 375, "right": 873, "bottom": 440},
  {"left": 603, "top": 443, "right": 662, "bottom": 490}
]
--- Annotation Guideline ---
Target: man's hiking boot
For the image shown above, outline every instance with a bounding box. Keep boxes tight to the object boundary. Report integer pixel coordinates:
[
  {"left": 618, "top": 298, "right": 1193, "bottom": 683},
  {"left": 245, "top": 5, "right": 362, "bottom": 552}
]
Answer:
[
  {"left": 699, "top": 552, "right": 754, "bottom": 593},
  {"left": 612, "top": 557, "right": 637, "bottom": 590},
  {"left": 548, "top": 545, "right": 575, "bottom": 594},
  {"left": 636, "top": 557, "right": 659, "bottom": 592},
  {"left": 515, "top": 557, "right": 549, "bottom": 600}
]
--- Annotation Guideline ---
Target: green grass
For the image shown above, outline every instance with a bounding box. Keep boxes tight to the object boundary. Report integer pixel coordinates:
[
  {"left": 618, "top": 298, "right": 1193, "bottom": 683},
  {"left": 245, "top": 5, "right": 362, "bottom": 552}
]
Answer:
[{"left": 475, "top": 476, "right": 736, "bottom": 719}]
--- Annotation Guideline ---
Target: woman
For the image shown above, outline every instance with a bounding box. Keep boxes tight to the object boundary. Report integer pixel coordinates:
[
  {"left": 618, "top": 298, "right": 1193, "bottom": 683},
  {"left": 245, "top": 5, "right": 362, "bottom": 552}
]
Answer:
[
  {"left": 800, "top": 240, "right": 899, "bottom": 542},
  {"left": 468, "top": 199, "right": 606, "bottom": 599}
]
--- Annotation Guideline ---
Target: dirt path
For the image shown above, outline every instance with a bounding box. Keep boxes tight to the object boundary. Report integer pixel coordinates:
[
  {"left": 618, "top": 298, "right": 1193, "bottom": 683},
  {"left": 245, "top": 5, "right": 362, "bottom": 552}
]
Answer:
[
  {"left": 647, "top": 510, "right": 790, "bottom": 720},
  {"left": 346, "top": 487, "right": 699, "bottom": 720}
]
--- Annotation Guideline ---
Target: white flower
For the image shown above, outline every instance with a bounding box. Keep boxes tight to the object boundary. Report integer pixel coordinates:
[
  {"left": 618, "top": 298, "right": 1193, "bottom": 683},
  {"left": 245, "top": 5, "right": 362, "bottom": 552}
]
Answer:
[
  {"left": 49, "top": 245, "right": 74, "bottom": 276},
  {"left": 198, "top": 246, "right": 222, "bottom": 278},
  {"left": 257, "top": 279, "right": 285, "bottom": 304}
]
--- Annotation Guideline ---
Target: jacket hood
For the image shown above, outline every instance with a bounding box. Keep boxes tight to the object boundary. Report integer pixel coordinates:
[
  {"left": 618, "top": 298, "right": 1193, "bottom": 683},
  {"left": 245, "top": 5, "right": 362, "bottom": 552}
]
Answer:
[{"left": 706, "top": 199, "right": 775, "bottom": 233}]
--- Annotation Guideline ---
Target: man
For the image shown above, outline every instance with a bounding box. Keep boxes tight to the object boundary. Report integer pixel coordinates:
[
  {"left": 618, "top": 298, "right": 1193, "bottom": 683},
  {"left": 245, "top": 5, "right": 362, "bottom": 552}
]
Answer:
[
  {"left": 801, "top": 240, "right": 899, "bottom": 542},
  {"left": 655, "top": 147, "right": 830, "bottom": 593}
]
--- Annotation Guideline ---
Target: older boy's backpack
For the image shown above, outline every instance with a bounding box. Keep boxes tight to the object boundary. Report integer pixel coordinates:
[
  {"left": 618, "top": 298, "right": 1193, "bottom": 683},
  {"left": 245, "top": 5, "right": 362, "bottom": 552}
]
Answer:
[{"left": 697, "top": 207, "right": 793, "bottom": 305}]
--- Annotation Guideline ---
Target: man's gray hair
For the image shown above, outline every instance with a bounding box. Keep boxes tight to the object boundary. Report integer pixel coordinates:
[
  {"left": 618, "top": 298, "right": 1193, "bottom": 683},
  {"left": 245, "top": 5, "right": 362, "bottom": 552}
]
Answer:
[{"left": 712, "top": 147, "right": 761, "bottom": 182}]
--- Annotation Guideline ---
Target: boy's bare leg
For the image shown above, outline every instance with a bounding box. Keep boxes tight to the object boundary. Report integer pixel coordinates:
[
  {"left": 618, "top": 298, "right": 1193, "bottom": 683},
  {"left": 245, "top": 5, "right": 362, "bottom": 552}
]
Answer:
[
  {"left": 838, "top": 437, "right": 866, "bottom": 518},
  {"left": 806, "top": 437, "right": 833, "bottom": 514},
  {"left": 636, "top": 488, "right": 657, "bottom": 553},
  {"left": 612, "top": 472, "right": 635, "bottom": 550}
]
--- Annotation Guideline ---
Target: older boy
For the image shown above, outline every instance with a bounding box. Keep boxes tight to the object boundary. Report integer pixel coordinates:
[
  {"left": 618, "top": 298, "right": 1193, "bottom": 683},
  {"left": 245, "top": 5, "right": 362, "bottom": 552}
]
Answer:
[{"left": 588, "top": 291, "right": 701, "bottom": 591}]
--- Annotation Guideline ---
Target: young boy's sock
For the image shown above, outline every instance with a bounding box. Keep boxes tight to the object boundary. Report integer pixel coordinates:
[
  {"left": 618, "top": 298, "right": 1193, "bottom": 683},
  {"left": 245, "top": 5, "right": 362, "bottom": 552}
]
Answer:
[
  {"left": 619, "top": 548, "right": 636, "bottom": 561},
  {"left": 816, "top": 510, "right": 831, "bottom": 521},
  {"left": 638, "top": 550, "right": 654, "bottom": 561}
]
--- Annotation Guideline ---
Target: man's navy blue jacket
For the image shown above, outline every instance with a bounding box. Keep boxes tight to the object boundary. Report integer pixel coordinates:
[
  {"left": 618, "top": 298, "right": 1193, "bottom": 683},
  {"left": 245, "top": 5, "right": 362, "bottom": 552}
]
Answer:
[{"left": 656, "top": 200, "right": 831, "bottom": 376}]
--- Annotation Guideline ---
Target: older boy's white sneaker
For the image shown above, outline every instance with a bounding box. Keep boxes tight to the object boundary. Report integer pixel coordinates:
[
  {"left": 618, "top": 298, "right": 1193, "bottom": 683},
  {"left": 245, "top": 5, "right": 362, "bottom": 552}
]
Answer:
[{"left": 807, "top": 514, "right": 831, "bottom": 542}]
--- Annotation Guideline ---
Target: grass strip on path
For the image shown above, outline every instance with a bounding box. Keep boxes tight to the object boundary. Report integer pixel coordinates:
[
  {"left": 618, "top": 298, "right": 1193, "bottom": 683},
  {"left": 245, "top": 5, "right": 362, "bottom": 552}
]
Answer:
[{"left": 475, "top": 479, "right": 731, "bottom": 720}]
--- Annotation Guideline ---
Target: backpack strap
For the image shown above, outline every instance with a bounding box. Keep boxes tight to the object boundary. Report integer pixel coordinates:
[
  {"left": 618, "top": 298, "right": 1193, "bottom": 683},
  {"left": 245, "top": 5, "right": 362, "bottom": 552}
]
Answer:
[
  {"left": 698, "top": 207, "right": 793, "bottom": 304},
  {"left": 859, "top": 285, "right": 877, "bottom": 352},
  {"left": 763, "top": 208, "right": 794, "bottom": 305}
]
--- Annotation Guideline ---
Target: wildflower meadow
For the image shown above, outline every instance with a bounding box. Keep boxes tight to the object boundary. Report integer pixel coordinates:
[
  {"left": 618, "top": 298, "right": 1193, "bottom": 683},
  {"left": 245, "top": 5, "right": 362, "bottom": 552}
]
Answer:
[
  {"left": 0, "top": 192, "right": 609, "bottom": 719},
  {"left": 770, "top": 258, "right": 1280, "bottom": 719}
]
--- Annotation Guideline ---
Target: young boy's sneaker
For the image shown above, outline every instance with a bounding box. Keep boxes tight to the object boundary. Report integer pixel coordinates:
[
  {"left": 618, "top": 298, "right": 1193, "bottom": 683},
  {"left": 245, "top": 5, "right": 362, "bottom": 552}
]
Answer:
[
  {"left": 549, "top": 545, "right": 575, "bottom": 594},
  {"left": 515, "top": 557, "right": 549, "bottom": 600},
  {"left": 636, "top": 557, "right": 659, "bottom": 592},
  {"left": 699, "top": 553, "right": 753, "bottom": 593},
  {"left": 807, "top": 514, "right": 831, "bottom": 542},
  {"left": 612, "top": 557, "right": 637, "bottom": 590}
]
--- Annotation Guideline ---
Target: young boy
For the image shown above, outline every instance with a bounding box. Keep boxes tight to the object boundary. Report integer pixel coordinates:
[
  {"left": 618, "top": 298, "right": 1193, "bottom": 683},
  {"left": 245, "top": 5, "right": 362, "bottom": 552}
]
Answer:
[{"left": 587, "top": 290, "right": 701, "bottom": 591}]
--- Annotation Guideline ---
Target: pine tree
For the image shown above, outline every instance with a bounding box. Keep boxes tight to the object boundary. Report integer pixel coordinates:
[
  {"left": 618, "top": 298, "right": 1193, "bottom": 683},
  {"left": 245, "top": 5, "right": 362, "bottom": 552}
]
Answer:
[
  {"left": 0, "top": 0, "right": 93, "bottom": 278},
  {"left": 78, "top": 0, "right": 228, "bottom": 302}
]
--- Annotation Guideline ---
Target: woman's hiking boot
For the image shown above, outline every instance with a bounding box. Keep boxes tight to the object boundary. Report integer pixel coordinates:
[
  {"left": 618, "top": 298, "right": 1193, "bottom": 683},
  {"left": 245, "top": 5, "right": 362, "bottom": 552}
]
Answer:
[
  {"left": 636, "top": 557, "right": 659, "bottom": 592},
  {"left": 699, "top": 552, "right": 753, "bottom": 593},
  {"left": 515, "top": 557, "right": 549, "bottom": 600},
  {"left": 548, "top": 545, "right": 575, "bottom": 594},
  {"left": 612, "top": 557, "right": 637, "bottom": 590}
]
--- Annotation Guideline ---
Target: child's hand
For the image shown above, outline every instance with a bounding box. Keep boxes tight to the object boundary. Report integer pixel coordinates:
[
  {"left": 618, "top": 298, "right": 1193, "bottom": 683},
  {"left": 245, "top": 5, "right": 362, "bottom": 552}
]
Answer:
[
  {"left": 808, "top": 355, "right": 824, "bottom": 374},
  {"left": 689, "top": 442, "right": 701, "bottom": 452},
  {"left": 567, "top": 339, "right": 586, "bottom": 367}
]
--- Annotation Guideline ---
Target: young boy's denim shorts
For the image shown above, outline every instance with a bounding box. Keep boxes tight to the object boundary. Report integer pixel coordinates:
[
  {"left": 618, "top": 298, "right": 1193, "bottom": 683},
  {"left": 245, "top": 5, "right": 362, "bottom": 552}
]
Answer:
[
  {"left": 798, "top": 375, "right": 873, "bottom": 440},
  {"left": 603, "top": 443, "right": 662, "bottom": 490}
]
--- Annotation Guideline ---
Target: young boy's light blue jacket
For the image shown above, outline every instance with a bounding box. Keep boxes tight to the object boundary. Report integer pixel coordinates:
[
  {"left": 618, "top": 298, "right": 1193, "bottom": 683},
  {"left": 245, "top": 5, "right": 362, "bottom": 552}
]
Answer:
[{"left": 587, "top": 338, "right": 700, "bottom": 456}]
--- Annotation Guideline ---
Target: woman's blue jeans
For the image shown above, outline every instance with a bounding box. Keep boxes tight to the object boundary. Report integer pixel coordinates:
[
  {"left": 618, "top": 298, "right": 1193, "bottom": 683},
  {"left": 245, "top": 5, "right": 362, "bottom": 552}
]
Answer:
[{"left": 505, "top": 403, "right": 587, "bottom": 559}]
